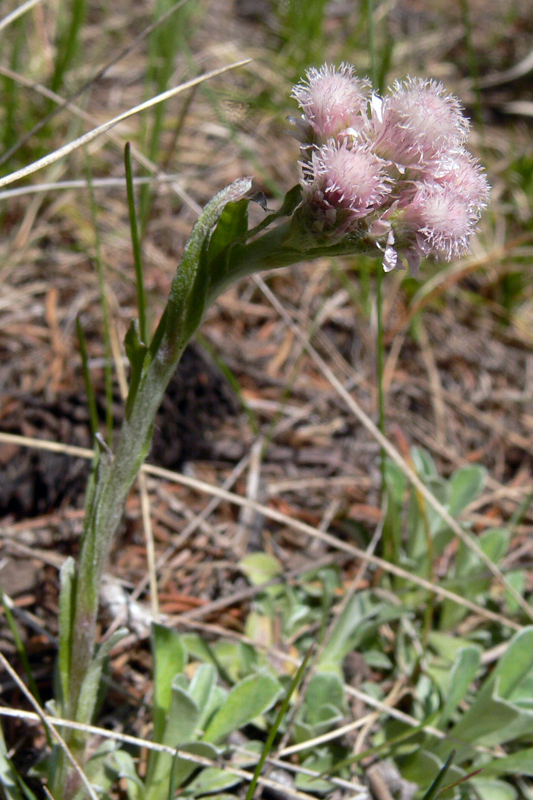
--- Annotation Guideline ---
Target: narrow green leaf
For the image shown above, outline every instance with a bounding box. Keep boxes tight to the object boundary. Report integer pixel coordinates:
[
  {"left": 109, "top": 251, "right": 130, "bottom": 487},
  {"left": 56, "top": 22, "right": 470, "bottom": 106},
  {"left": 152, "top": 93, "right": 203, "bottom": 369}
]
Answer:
[
  {"left": 125, "top": 142, "right": 147, "bottom": 344},
  {"left": 76, "top": 317, "right": 99, "bottom": 437},
  {"left": 58, "top": 557, "right": 76, "bottom": 712},
  {"left": 419, "top": 751, "right": 456, "bottom": 800},
  {"left": 150, "top": 177, "right": 252, "bottom": 361},
  {"left": 0, "top": 589, "right": 42, "bottom": 709},
  {"left": 0, "top": 728, "right": 26, "bottom": 800},
  {"left": 245, "top": 645, "right": 314, "bottom": 800},
  {"left": 76, "top": 629, "right": 128, "bottom": 725},
  {"left": 50, "top": 0, "right": 87, "bottom": 93}
]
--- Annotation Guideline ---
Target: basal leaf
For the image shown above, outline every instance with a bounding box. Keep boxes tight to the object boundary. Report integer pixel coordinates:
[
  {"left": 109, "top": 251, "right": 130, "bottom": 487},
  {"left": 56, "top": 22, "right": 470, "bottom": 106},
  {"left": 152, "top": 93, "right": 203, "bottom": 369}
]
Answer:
[
  {"left": 239, "top": 553, "right": 283, "bottom": 586},
  {"left": 145, "top": 685, "right": 200, "bottom": 800},
  {"left": 188, "top": 663, "right": 218, "bottom": 731},
  {"left": 163, "top": 683, "right": 200, "bottom": 746},
  {"left": 185, "top": 766, "right": 242, "bottom": 795},
  {"left": 488, "top": 627, "right": 533, "bottom": 699},
  {"left": 469, "top": 778, "right": 517, "bottom": 800},
  {"left": 203, "top": 674, "right": 281, "bottom": 743},
  {"left": 305, "top": 673, "right": 345, "bottom": 726},
  {"left": 447, "top": 466, "right": 487, "bottom": 517},
  {"left": 169, "top": 741, "right": 219, "bottom": 793},
  {"left": 151, "top": 624, "right": 187, "bottom": 743},
  {"left": 437, "top": 646, "right": 481, "bottom": 730},
  {"left": 478, "top": 748, "right": 533, "bottom": 777}
]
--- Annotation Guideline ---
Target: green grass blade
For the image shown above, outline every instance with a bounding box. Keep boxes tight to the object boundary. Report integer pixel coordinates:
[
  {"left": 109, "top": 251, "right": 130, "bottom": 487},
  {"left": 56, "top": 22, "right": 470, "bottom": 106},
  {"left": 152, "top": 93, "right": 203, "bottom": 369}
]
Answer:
[
  {"left": 0, "top": 722, "right": 37, "bottom": 800},
  {"left": 139, "top": 0, "right": 194, "bottom": 234},
  {"left": 0, "top": 590, "right": 43, "bottom": 710},
  {"left": 244, "top": 645, "right": 315, "bottom": 800},
  {"left": 320, "top": 711, "right": 440, "bottom": 778},
  {"left": 420, "top": 751, "right": 456, "bottom": 800},
  {"left": 460, "top": 0, "right": 482, "bottom": 126},
  {"left": 76, "top": 317, "right": 99, "bottom": 437},
  {"left": 125, "top": 143, "right": 147, "bottom": 344},
  {"left": 85, "top": 156, "right": 114, "bottom": 443},
  {"left": 51, "top": 0, "right": 87, "bottom": 94}
]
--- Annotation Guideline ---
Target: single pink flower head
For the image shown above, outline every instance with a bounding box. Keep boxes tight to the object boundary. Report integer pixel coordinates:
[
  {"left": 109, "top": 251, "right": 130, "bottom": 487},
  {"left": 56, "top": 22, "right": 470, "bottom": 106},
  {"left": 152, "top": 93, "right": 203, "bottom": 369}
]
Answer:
[
  {"left": 403, "top": 181, "right": 480, "bottom": 261},
  {"left": 435, "top": 149, "right": 490, "bottom": 211},
  {"left": 301, "top": 139, "right": 392, "bottom": 224},
  {"left": 372, "top": 78, "right": 470, "bottom": 172},
  {"left": 291, "top": 63, "right": 370, "bottom": 143}
]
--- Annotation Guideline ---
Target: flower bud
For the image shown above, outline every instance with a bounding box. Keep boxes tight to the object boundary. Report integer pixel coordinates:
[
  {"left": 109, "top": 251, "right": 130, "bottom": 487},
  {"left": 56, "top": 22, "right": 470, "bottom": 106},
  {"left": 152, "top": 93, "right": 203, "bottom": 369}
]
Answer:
[
  {"left": 402, "top": 181, "right": 480, "bottom": 261},
  {"left": 371, "top": 78, "right": 469, "bottom": 174},
  {"left": 300, "top": 139, "right": 392, "bottom": 231},
  {"left": 291, "top": 63, "right": 370, "bottom": 144}
]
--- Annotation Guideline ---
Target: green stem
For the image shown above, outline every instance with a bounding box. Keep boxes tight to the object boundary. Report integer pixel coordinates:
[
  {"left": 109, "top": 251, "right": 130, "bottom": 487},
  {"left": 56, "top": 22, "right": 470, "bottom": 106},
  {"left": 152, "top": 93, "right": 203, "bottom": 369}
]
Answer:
[
  {"left": 376, "top": 263, "right": 386, "bottom": 488},
  {"left": 205, "top": 220, "right": 377, "bottom": 308}
]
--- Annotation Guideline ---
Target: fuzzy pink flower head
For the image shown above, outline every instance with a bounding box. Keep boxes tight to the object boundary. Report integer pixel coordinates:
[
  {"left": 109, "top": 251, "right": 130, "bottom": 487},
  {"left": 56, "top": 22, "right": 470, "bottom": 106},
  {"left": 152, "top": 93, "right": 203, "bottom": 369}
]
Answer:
[
  {"left": 291, "top": 63, "right": 370, "bottom": 143},
  {"left": 301, "top": 140, "right": 392, "bottom": 223},
  {"left": 435, "top": 149, "right": 491, "bottom": 211},
  {"left": 403, "top": 181, "right": 480, "bottom": 261},
  {"left": 372, "top": 78, "right": 470, "bottom": 172}
]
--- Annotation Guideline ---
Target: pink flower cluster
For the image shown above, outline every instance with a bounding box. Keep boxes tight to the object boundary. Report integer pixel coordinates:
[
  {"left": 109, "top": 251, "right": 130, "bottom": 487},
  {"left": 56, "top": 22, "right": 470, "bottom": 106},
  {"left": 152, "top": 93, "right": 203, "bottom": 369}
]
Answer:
[{"left": 290, "top": 64, "right": 490, "bottom": 274}]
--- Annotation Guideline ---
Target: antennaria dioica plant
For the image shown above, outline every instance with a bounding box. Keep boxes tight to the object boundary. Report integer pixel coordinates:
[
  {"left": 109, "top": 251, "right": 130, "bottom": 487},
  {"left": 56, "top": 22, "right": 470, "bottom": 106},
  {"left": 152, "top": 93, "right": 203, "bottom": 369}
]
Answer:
[{"left": 0, "top": 61, "right": 494, "bottom": 799}]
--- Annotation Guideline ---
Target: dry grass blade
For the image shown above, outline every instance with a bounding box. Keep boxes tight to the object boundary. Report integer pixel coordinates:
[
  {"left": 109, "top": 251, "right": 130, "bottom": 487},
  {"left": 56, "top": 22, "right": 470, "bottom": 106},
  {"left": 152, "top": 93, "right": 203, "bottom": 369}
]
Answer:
[
  {"left": 0, "top": 59, "right": 251, "bottom": 190},
  {"left": 0, "top": 0, "right": 42, "bottom": 33},
  {"left": 0, "top": 431, "right": 94, "bottom": 459},
  {"left": 0, "top": 653, "right": 99, "bottom": 800},
  {"left": 0, "top": 63, "right": 202, "bottom": 213},
  {"left": 0, "top": 174, "right": 182, "bottom": 200},
  {"left": 0, "top": 707, "right": 351, "bottom": 800},
  {"left": 279, "top": 680, "right": 403, "bottom": 758}
]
